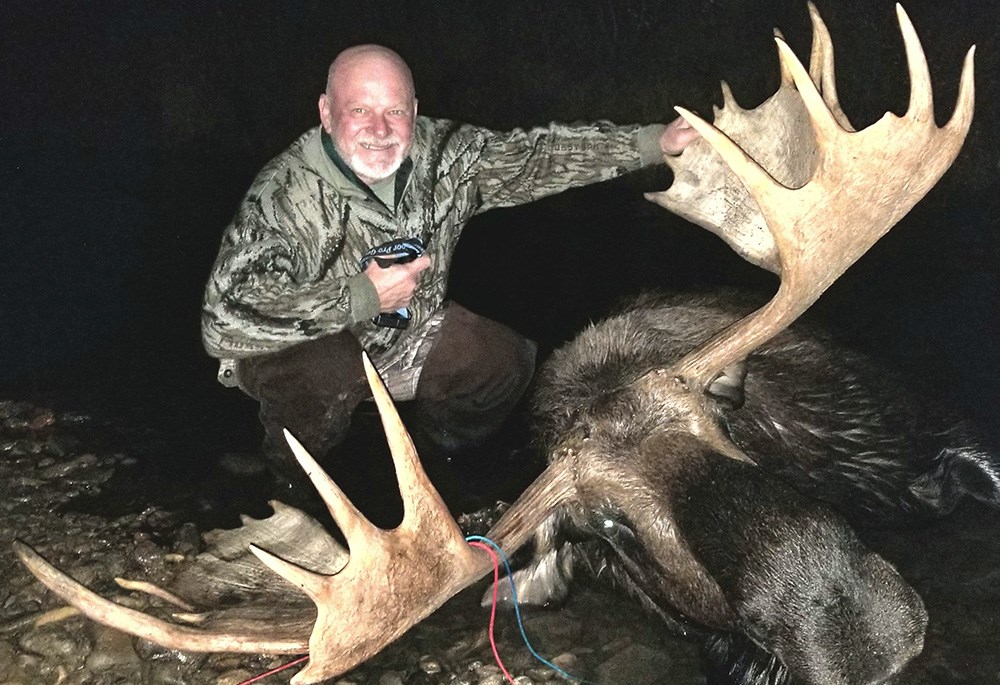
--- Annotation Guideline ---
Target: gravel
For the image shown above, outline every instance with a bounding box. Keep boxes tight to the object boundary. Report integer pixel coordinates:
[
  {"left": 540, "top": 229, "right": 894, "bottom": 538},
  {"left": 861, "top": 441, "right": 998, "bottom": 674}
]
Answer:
[{"left": 2, "top": 398, "right": 998, "bottom": 684}]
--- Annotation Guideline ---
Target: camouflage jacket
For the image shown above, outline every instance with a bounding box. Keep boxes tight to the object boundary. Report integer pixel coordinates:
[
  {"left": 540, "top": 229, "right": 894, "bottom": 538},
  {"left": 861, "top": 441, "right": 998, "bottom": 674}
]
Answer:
[{"left": 202, "top": 116, "right": 665, "bottom": 374}]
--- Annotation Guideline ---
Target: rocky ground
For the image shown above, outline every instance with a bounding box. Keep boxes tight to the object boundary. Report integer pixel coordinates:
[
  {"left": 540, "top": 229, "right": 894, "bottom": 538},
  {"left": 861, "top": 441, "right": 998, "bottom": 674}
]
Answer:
[{"left": 1, "top": 398, "right": 999, "bottom": 685}]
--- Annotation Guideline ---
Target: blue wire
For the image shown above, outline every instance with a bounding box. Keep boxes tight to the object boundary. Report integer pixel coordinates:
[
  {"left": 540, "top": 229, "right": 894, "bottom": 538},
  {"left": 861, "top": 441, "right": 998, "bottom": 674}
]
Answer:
[{"left": 466, "top": 535, "right": 600, "bottom": 684}]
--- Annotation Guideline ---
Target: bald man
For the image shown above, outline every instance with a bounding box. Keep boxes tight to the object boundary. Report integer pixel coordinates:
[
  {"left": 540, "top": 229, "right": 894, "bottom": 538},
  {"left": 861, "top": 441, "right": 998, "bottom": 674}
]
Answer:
[{"left": 203, "top": 45, "right": 697, "bottom": 497}]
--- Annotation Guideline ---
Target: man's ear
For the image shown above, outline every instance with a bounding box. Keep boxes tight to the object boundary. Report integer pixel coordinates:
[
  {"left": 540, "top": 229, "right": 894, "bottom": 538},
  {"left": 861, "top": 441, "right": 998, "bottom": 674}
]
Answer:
[
  {"left": 412, "top": 98, "right": 418, "bottom": 120},
  {"left": 318, "top": 93, "right": 332, "bottom": 133}
]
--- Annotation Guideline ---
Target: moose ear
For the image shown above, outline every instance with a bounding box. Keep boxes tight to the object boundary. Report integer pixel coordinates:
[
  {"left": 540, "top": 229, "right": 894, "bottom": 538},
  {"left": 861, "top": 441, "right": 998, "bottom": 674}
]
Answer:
[{"left": 707, "top": 359, "right": 748, "bottom": 410}]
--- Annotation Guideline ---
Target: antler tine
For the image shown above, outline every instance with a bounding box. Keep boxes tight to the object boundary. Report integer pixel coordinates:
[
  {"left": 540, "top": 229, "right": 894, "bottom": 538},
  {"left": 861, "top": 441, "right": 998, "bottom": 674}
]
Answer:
[
  {"left": 807, "top": 1, "right": 853, "bottom": 131},
  {"left": 282, "top": 428, "right": 380, "bottom": 556},
  {"left": 657, "top": 5, "right": 974, "bottom": 393},
  {"left": 777, "top": 37, "right": 842, "bottom": 145},
  {"left": 898, "top": 4, "right": 934, "bottom": 123},
  {"left": 775, "top": 28, "right": 795, "bottom": 88},
  {"left": 949, "top": 45, "right": 976, "bottom": 133},
  {"left": 776, "top": 3, "right": 850, "bottom": 132},
  {"left": 249, "top": 544, "right": 328, "bottom": 603},
  {"left": 361, "top": 354, "right": 466, "bottom": 544},
  {"left": 113, "top": 578, "right": 196, "bottom": 612},
  {"left": 12, "top": 541, "right": 309, "bottom": 654},
  {"left": 717, "top": 80, "right": 738, "bottom": 118}
]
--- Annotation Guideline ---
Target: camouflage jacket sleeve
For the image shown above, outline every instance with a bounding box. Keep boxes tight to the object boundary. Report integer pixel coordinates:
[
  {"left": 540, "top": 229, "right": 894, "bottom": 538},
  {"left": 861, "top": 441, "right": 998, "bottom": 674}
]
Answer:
[
  {"left": 471, "top": 120, "right": 666, "bottom": 213},
  {"left": 201, "top": 140, "right": 376, "bottom": 359}
]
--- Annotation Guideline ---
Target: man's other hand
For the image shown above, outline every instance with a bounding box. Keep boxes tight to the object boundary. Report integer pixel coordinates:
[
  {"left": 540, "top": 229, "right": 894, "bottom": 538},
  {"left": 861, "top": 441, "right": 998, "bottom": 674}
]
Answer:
[{"left": 660, "top": 115, "right": 700, "bottom": 156}]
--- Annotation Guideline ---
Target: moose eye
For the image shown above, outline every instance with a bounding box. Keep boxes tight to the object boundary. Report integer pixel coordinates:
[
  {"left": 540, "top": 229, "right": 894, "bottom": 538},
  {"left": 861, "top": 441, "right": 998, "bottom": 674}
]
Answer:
[{"left": 590, "top": 510, "right": 637, "bottom": 544}]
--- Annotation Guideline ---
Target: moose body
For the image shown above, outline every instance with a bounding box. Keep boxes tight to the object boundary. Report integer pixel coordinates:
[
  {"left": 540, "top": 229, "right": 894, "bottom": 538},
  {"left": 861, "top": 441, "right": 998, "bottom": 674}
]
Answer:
[{"left": 505, "top": 291, "right": 998, "bottom": 684}]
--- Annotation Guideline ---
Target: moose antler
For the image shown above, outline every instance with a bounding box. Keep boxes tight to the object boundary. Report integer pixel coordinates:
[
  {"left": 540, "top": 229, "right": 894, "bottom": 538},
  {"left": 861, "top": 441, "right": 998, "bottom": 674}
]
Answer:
[
  {"left": 646, "top": 2, "right": 974, "bottom": 397},
  {"left": 15, "top": 353, "right": 574, "bottom": 684}
]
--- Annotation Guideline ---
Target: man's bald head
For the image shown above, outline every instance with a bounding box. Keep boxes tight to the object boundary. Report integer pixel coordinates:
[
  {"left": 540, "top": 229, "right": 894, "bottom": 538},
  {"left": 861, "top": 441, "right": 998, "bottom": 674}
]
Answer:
[
  {"left": 326, "top": 45, "right": 415, "bottom": 102},
  {"left": 319, "top": 44, "right": 418, "bottom": 184}
]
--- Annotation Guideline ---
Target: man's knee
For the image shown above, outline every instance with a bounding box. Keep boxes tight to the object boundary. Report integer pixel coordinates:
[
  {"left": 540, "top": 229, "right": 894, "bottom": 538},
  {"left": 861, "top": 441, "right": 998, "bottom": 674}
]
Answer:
[
  {"left": 234, "top": 332, "right": 371, "bottom": 460},
  {"left": 419, "top": 306, "right": 536, "bottom": 406},
  {"left": 236, "top": 332, "right": 367, "bottom": 403},
  {"left": 414, "top": 307, "right": 535, "bottom": 452}
]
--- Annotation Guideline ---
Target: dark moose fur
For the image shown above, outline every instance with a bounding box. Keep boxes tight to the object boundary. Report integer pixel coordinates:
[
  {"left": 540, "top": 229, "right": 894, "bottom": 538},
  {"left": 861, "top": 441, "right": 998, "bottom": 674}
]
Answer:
[{"left": 509, "top": 292, "right": 998, "bottom": 685}]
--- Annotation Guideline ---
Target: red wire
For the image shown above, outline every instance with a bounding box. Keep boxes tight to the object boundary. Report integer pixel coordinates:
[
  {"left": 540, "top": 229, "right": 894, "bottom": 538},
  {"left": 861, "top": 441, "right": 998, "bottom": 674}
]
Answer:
[
  {"left": 237, "top": 654, "right": 309, "bottom": 685},
  {"left": 468, "top": 540, "right": 516, "bottom": 683}
]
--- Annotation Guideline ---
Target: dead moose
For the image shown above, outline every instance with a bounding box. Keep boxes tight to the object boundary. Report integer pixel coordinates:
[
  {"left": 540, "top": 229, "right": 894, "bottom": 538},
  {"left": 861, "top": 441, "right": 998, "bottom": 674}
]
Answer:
[{"left": 14, "top": 4, "right": 985, "bottom": 685}]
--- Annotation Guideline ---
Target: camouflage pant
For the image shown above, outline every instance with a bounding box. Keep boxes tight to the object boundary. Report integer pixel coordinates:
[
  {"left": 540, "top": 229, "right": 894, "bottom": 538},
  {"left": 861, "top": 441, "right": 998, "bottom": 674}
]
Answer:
[{"left": 235, "top": 303, "right": 536, "bottom": 486}]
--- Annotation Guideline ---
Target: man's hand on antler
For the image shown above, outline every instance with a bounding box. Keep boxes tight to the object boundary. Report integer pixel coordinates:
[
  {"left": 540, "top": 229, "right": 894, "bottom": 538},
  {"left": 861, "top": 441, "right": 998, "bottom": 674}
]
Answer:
[
  {"left": 660, "top": 115, "right": 699, "bottom": 156},
  {"left": 365, "top": 253, "right": 432, "bottom": 312}
]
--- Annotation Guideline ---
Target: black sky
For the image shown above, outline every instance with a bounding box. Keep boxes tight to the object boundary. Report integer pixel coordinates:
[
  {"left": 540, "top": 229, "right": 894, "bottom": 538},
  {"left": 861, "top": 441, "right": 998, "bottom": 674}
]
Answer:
[{"left": 1, "top": 0, "right": 998, "bottom": 432}]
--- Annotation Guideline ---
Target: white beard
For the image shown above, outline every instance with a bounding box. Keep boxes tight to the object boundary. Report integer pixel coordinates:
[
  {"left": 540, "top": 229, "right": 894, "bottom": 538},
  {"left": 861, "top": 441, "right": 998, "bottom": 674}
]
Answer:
[
  {"left": 337, "top": 137, "right": 411, "bottom": 184},
  {"left": 348, "top": 148, "right": 405, "bottom": 183}
]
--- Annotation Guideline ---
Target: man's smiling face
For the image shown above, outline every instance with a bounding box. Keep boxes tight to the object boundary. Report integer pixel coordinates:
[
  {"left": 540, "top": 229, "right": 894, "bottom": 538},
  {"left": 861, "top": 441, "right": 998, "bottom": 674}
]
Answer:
[{"left": 319, "top": 47, "right": 418, "bottom": 185}]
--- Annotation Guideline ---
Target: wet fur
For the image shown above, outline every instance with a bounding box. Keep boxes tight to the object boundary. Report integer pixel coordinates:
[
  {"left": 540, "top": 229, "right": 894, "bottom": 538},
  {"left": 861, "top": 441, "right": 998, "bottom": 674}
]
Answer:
[
  {"left": 535, "top": 292, "right": 997, "bottom": 523},
  {"left": 510, "top": 292, "right": 997, "bottom": 685}
]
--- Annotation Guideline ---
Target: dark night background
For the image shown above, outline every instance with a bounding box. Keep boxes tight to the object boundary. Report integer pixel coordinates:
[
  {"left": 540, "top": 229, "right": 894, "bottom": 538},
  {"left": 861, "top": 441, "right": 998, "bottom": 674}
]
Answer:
[{"left": 1, "top": 0, "right": 998, "bottom": 478}]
